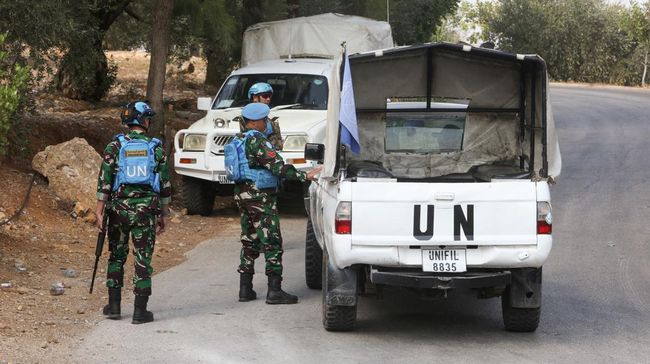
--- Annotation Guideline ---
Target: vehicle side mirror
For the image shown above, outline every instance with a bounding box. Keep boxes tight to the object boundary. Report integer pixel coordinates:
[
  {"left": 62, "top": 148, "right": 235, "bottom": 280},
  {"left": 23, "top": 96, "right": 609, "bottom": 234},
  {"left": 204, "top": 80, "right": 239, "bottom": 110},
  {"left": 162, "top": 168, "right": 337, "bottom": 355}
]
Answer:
[
  {"left": 304, "top": 143, "right": 324, "bottom": 163},
  {"left": 197, "top": 97, "right": 212, "bottom": 111}
]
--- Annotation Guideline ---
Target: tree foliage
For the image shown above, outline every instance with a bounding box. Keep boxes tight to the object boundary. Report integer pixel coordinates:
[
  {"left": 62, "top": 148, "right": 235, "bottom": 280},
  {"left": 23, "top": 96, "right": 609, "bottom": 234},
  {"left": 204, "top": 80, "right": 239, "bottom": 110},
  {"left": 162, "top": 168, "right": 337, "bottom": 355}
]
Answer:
[
  {"left": 389, "top": 0, "right": 459, "bottom": 44},
  {"left": 472, "top": 0, "right": 644, "bottom": 85},
  {"left": 0, "top": 34, "right": 30, "bottom": 157},
  {"left": 55, "top": 1, "right": 133, "bottom": 101}
]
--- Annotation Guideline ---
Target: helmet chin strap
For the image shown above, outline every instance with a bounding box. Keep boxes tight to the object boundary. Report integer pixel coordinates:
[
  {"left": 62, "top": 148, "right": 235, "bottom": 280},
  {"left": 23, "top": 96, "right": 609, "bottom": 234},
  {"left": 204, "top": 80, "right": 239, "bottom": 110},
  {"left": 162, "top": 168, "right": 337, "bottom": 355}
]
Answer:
[{"left": 129, "top": 119, "right": 149, "bottom": 132}]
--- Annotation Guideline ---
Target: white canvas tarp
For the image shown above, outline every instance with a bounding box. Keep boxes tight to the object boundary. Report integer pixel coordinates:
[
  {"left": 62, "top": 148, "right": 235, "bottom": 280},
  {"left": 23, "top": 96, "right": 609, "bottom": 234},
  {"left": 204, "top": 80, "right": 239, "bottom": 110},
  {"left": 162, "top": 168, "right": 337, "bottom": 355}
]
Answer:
[
  {"left": 241, "top": 13, "right": 393, "bottom": 66},
  {"left": 321, "top": 44, "right": 561, "bottom": 181}
]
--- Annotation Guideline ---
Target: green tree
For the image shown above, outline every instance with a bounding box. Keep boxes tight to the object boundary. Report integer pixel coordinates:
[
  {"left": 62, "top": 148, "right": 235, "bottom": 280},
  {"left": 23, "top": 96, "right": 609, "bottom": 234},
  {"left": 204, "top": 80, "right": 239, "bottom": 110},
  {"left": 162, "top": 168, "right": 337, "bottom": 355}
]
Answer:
[
  {"left": 622, "top": 1, "right": 650, "bottom": 86},
  {"left": 479, "top": 0, "right": 637, "bottom": 84},
  {"left": 56, "top": 0, "right": 136, "bottom": 101},
  {"left": 389, "top": 0, "right": 459, "bottom": 44},
  {"left": 0, "top": 34, "right": 30, "bottom": 157}
]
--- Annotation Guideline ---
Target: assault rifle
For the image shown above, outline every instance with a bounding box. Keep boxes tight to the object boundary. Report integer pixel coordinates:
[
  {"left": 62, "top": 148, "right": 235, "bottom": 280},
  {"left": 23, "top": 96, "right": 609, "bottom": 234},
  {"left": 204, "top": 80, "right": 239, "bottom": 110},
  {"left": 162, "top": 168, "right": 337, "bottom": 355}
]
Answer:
[{"left": 89, "top": 201, "right": 110, "bottom": 294}]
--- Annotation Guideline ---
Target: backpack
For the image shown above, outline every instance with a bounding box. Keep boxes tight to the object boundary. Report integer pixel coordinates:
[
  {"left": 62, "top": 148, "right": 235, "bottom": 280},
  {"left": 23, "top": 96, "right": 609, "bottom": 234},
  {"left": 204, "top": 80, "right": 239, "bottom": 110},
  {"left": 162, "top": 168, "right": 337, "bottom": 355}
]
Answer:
[
  {"left": 112, "top": 134, "right": 161, "bottom": 193},
  {"left": 224, "top": 130, "right": 278, "bottom": 189}
]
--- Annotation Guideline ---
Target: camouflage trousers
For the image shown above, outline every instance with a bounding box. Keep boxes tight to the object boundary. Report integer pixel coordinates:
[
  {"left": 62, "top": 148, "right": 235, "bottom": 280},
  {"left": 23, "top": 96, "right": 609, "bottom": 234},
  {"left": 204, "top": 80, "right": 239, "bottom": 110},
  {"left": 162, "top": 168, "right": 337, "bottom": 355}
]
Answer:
[
  {"left": 105, "top": 199, "right": 158, "bottom": 296},
  {"left": 234, "top": 191, "right": 283, "bottom": 276}
]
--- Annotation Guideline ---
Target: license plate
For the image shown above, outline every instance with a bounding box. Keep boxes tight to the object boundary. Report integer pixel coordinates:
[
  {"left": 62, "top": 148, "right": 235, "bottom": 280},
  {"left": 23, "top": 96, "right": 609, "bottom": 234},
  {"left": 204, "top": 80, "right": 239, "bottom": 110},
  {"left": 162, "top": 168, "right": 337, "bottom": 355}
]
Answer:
[
  {"left": 422, "top": 249, "right": 467, "bottom": 272},
  {"left": 218, "top": 175, "right": 234, "bottom": 184}
]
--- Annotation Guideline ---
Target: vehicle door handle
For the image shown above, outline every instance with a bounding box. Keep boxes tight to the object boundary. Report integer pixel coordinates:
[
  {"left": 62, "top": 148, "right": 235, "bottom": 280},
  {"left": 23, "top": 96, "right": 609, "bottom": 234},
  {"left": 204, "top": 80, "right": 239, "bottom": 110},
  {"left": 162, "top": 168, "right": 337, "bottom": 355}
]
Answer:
[{"left": 434, "top": 193, "right": 455, "bottom": 201}]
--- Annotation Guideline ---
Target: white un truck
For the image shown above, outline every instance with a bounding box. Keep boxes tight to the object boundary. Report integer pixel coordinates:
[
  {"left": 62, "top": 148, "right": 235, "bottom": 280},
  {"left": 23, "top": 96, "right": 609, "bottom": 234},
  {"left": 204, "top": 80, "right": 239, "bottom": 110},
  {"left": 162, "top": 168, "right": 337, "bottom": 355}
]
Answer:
[
  {"left": 303, "top": 43, "right": 562, "bottom": 332},
  {"left": 173, "top": 13, "right": 393, "bottom": 215}
]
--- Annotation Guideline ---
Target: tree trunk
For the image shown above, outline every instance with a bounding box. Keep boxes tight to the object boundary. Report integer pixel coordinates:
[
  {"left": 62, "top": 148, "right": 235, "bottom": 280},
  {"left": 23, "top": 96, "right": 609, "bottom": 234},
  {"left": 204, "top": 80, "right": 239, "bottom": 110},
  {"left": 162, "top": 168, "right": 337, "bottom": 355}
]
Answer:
[
  {"left": 146, "top": 0, "right": 175, "bottom": 142},
  {"left": 642, "top": 49, "right": 648, "bottom": 88},
  {"left": 57, "top": 38, "right": 111, "bottom": 101},
  {"left": 56, "top": 1, "right": 132, "bottom": 101}
]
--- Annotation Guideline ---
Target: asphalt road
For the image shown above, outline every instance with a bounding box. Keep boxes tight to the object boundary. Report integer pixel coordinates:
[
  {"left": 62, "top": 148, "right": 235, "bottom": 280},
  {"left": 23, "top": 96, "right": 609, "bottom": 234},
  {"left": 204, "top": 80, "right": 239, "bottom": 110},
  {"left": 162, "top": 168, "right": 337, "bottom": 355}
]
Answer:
[{"left": 75, "top": 85, "right": 650, "bottom": 363}]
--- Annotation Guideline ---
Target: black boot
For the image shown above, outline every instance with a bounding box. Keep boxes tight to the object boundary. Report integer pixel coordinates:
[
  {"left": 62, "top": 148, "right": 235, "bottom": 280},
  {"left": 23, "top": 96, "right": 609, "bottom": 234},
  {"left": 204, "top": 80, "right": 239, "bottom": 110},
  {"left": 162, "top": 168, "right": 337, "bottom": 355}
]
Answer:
[
  {"left": 266, "top": 274, "right": 298, "bottom": 304},
  {"left": 132, "top": 295, "right": 154, "bottom": 324},
  {"left": 239, "top": 273, "right": 257, "bottom": 302},
  {"left": 102, "top": 288, "right": 121, "bottom": 320}
]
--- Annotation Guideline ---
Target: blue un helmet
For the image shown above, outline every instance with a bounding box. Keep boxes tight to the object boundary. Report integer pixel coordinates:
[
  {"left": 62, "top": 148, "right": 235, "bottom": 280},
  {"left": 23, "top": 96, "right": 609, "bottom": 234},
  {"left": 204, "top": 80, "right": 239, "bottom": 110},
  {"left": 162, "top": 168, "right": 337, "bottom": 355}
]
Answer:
[
  {"left": 242, "top": 103, "right": 270, "bottom": 121},
  {"left": 247, "top": 82, "right": 273, "bottom": 100},
  {"left": 242, "top": 103, "right": 274, "bottom": 136},
  {"left": 120, "top": 101, "right": 156, "bottom": 129}
]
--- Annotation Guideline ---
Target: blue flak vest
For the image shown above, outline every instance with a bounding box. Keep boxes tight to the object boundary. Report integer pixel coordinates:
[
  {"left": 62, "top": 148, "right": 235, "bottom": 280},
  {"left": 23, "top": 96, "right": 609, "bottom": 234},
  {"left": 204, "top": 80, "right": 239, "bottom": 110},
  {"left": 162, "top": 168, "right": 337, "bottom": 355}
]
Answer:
[
  {"left": 112, "top": 134, "right": 161, "bottom": 193},
  {"left": 224, "top": 130, "right": 279, "bottom": 189}
]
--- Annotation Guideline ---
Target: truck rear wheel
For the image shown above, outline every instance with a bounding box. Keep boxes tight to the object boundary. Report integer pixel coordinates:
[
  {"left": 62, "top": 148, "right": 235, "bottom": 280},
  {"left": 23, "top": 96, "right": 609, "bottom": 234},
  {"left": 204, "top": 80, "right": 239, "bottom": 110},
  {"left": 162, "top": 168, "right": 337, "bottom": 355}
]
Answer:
[
  {"left": 322, "top": 248, "right": 357, "bottom": 331},
  {"left": 182, "top": 176, "right": 216, "bottom": 216},
  {"left": 501, "top": 287, "right": 541, "bottom": 332},
  {"left": 305, "top": 219, "right": 322, "bottom": 289}
]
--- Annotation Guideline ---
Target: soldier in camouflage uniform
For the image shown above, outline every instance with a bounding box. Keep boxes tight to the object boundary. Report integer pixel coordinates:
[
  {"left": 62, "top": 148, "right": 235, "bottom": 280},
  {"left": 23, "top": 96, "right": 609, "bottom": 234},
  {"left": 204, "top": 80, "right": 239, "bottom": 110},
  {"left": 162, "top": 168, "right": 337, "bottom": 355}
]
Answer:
[
  {"left": 247, "top": 82, "right": 284, "bottom": 150},
  {"left": 235, "top": 103, "right": 321, "bottom": 304},
  {"left": 95, "top": 101, "right": 171, "bottom": 324}
]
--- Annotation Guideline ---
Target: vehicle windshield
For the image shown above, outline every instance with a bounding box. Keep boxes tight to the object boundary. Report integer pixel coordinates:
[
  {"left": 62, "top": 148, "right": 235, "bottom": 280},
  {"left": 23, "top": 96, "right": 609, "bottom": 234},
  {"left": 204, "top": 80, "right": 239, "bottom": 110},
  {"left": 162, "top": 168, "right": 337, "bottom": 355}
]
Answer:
[{"left": 213, "top": 74, "right": 328, "bottom": 110}]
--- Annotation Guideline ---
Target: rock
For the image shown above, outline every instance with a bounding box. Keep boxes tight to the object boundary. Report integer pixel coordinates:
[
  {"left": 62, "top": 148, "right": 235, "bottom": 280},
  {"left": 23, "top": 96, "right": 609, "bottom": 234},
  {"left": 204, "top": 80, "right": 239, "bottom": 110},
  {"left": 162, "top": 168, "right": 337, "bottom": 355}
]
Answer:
[
  {"left": 180, "top": 208, "right": 188, "bottom": 215},
  {"left": 82, "top": 213, "right": 97, "bottom": 224},
  {"left": 72, "top": 202, "right": 90, "bottom": 218},
  {"left": 61, "top": 268, "right": 77, "bottom": 278},
  {"left": 0, "top": 211, "right": 5, "bottom": 221},
  {"left": 16, "top": 287, "right": 29, "bottom": 294},
  {"left": 76, "top": 309, "right": 85, "bottom": 314},
  {"left": 14, "top": 262, "right": 27, "bottom": 273},
  {"left": 170, "top": 216, "right": 181, "bottom": 224},
  {"left": 31, "top": 138, "right": 102, "bottom": 211},
  {"left": 41, "top": 342, "right": 48, "bottom": 349},
  {"left": 50, "top": 283, "right": 65, "bottom": 296}
]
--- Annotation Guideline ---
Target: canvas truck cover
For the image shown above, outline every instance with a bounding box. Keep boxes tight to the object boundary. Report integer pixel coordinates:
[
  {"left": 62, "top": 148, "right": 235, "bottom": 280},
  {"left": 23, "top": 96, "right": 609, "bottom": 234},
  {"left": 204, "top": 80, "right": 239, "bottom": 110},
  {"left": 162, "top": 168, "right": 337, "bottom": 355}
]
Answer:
[
  {"left": 241, "top": 13, "right": 394, "bottom": 66},
  {"left": 322, "top": 43, "right": 561, "bottom": 181}
]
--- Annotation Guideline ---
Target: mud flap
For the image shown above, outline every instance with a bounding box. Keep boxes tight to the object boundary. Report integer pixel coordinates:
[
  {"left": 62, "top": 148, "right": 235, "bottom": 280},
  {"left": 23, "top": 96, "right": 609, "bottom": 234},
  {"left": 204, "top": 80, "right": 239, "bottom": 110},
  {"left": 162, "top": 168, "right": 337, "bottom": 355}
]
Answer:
[
  {"left": 324, "top": 248, "right": 358, "bottom": 306},
  {"left": 509, "top": 267, "right": 542, "bottom": 308}
]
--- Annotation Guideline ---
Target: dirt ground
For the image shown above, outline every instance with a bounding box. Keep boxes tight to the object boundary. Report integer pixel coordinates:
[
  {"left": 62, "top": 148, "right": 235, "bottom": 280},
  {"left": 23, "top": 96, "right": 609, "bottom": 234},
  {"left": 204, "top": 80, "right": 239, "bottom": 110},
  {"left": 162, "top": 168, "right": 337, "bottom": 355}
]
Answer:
[{"left": 0, "top": 51, "right": 237, "bottom": 363}]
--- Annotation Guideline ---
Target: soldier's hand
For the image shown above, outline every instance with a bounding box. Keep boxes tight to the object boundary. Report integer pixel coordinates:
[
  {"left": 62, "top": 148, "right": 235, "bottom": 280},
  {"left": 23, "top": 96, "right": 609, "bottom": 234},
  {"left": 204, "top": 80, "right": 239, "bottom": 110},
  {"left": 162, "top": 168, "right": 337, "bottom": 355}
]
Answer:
[
  {"left": 157, "top": 215, "right": 166, "bottom": 234},
  {"left": 306, "top": 166, "right": 323, "bottom": 181},
  {"left": 95, "top": 210, "right": 104, "bottom": 232},
  {"left": 95, "top": 200, "right": 106, "bottom": 232}
]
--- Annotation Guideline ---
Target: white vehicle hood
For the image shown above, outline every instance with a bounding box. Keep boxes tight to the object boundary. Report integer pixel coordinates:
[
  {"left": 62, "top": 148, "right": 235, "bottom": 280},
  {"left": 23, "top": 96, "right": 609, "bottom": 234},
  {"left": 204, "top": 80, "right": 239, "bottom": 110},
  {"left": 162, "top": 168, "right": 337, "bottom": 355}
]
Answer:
[{"left": 188, "top": 108, "right": 325, "bottom": 135}]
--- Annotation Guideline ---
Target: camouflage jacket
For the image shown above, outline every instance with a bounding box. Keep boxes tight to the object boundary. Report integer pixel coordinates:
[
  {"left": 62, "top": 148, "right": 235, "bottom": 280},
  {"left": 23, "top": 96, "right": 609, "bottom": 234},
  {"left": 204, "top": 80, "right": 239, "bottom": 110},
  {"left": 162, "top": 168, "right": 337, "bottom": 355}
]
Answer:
[
  {"left": 96, "top": 130, "right": 172, "bottom": 209},
  {"left": 234, "top": 129, "right": 307, "bottom": 197}
]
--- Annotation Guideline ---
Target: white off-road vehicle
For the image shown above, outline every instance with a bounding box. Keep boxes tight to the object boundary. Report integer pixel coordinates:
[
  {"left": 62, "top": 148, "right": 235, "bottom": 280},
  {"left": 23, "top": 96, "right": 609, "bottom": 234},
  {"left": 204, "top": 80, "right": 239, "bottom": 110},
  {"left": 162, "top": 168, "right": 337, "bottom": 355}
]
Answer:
[
  {"left": 304, "top": 43, "right": 561, "bottom": 332},
  {"left": 173, "top": 13, "right": 393, "bottom": 215}
]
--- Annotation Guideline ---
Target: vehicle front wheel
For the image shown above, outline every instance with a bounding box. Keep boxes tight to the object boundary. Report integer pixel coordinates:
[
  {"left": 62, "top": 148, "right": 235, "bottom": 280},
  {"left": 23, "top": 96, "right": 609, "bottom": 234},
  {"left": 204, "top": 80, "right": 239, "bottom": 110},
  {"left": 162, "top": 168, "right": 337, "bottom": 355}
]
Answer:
[
  {"left": 305, "top": 218, "right": 322, "bottom": 289},
  {"left": 182, "top": 176, "right": 216, "bottom": 216},
  {"left": 501, "top": 287, "right": 541, "bottom": 332},
  {"left": 322, "top": 248, "right": 357, "bottom": 331}
]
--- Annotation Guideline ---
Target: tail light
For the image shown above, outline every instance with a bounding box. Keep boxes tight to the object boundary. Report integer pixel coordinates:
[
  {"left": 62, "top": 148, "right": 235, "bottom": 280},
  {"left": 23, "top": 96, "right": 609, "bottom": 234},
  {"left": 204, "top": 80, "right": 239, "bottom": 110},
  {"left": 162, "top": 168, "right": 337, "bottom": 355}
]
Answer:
[
  {"left": 537, "top": 202, "right": 552, "bottom": 234},
  {"left": 335, "top": 201, "right": 352, "bottom": 234}
]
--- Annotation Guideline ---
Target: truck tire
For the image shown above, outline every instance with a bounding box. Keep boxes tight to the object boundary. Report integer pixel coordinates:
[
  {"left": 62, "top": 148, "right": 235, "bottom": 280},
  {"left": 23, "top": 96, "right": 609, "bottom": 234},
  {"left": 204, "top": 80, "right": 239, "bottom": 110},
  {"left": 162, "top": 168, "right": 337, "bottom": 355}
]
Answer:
[
  {"left": 322, "top": 248, "right": 357, "bottom": 331},
  {"left": 182, "top": 176, "right": 216, "bottom": 216},
  {"left": 305, "top": 219, "right": 322, "bottom": 289},
  {"left": 501, "top": 287, "right": 541, "bottom": 332}
]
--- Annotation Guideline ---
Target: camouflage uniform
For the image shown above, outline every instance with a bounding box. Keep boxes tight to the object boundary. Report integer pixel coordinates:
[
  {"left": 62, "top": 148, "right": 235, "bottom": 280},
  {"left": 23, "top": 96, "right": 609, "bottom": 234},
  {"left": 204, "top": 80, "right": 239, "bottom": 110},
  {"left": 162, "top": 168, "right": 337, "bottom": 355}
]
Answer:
[
  {"left": 96, "top": 130, "right": 171, "bottom": 296},
  {"left": 234, "top": 131, "right": 307, "bottom": 276}
]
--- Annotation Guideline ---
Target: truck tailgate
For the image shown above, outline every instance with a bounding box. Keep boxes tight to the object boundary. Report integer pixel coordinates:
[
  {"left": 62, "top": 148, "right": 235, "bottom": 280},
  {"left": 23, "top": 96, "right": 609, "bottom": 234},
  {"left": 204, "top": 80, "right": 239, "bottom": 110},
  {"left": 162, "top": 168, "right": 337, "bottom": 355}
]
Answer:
[{"left": 350, "top": 181, "right": 537, "bottom": 246}]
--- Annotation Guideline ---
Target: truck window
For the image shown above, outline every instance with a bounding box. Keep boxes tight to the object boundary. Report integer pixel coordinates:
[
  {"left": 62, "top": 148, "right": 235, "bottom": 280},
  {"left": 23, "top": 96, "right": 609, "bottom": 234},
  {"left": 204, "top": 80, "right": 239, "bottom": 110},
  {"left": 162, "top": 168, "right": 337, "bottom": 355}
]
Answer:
[
  {"left": 213, "top": 74, "right": 328, "bottom": 110},
  {"left": 385, "top": 98, "right": 468, "bottom": 154}
]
